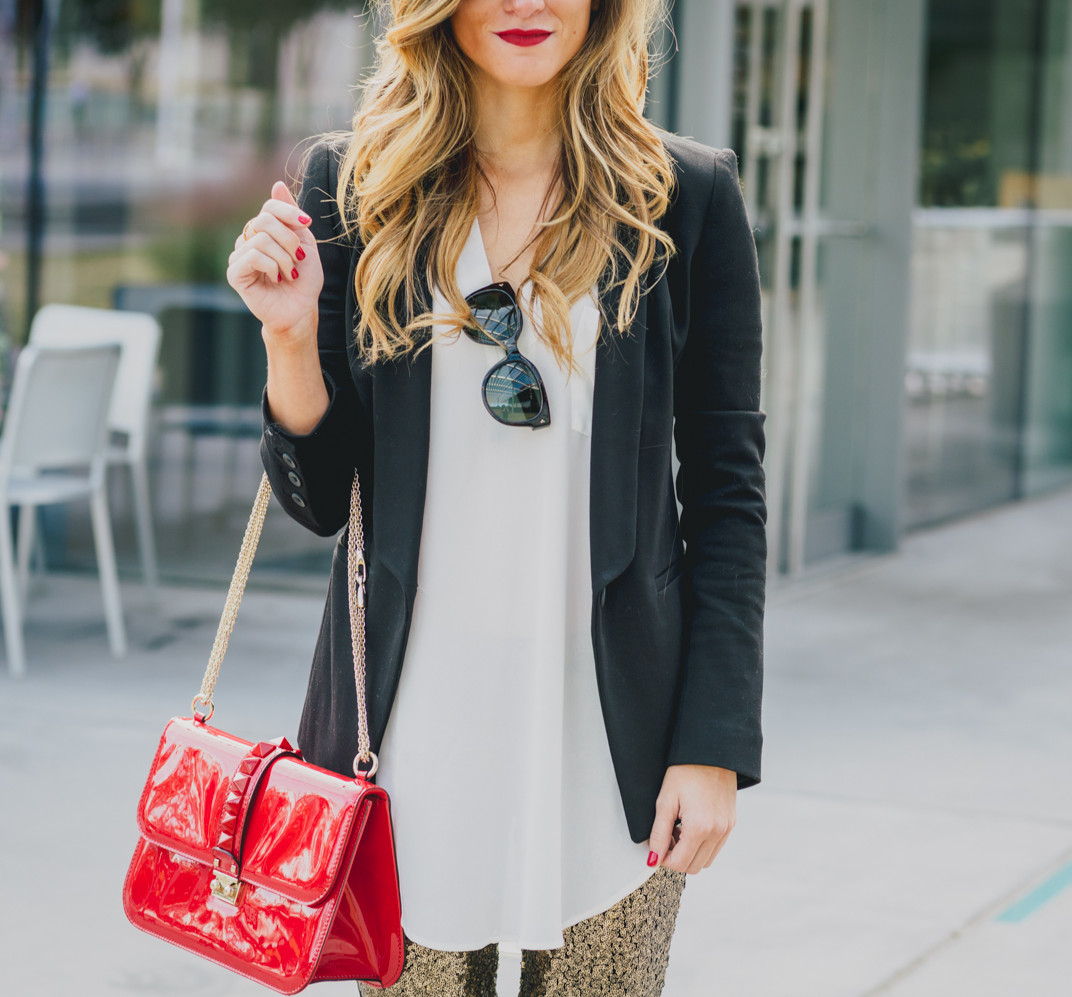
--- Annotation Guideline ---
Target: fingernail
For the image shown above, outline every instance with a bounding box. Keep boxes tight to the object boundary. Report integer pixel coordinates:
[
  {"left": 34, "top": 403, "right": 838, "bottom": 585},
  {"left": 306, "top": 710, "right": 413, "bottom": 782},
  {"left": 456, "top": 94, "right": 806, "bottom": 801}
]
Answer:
[
  {"left": 647, "top": 851, "right": 659, "bottom": 867},
  {"left": 295, "top": 247, "right": 306, "bottom": 261},
  {"left": 298, "top": 214, "right": 312, "bottom": 225},
  {"left": 291, "top": 268, "right": 299, "bottom": 280},
  {"left": 277, "top": 272, "right": 283, "bottom": 283}
]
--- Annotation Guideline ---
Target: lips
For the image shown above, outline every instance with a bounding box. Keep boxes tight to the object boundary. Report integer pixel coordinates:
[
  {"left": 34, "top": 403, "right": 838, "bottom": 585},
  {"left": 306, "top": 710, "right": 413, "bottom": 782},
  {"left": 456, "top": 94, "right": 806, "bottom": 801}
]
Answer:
[{"left": 496, "top": 30, "right": 552, "bottom": 47}]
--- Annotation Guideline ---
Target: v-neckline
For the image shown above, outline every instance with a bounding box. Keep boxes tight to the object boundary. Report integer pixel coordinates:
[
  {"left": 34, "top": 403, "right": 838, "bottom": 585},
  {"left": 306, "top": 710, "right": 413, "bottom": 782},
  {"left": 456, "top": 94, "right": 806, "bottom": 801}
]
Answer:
[
  {"left": 463, "top": 217, "right": 497, "bottom": 296},
  {"left": 472, "top": 213, "right": 538, "bottom": 292}
]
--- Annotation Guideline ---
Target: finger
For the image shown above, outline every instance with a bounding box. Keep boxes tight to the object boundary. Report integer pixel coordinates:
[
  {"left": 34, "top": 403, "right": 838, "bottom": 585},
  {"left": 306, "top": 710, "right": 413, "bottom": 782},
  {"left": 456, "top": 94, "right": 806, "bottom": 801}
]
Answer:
[
  {"left": 696, "top": 811, "right": 736, "bottom": 871},
  {"left": 646, "top": 796, "right": 679, "bottom": 869},
  {"left": 227, "top": 247, "right": 282, "bottom": 288},
  {"left": 272, "top": 179, "right": 298, "bottom": 207},
  {"left": 261, "top": 183, "right": 313, "bottom": 231},
  {"left": 702, "top": 833, "right": 730, "bottom": 870},
  {"left": 234, "top": 228, "right": 301, "bottom": 282},
  {"left": 256, "top": 200, "right": 316, "bottom": 265},
  {"left": 245, "top": 212, "right": 306, "bottom": 270},
  {"left": 227, "top": 246, "right": 286, "bottom": 288},
  {"left": 661, "top": 828, "right": 703, "bottom": 874},
  {"left": 689, "top": 836, "right": 721, "bottom": 875}
]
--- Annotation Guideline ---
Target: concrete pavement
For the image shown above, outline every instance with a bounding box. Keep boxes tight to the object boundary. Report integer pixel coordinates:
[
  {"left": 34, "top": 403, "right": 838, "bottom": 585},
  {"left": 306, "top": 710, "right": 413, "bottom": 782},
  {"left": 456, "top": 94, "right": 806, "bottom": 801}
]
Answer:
[
  {"left": 1, "top": 487, "right": 1071, "bottom": 995},
  {"left": 666, "top": 486, "right": 1072, "bottom": 996}
]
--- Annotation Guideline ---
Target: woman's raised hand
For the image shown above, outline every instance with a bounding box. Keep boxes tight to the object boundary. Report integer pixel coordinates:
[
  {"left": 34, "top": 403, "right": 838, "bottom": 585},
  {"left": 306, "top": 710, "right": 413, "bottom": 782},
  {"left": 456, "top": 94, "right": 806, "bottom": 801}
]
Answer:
[
  {"left": 227, "top": 181, "right": 324, "bottom": 344},
  {"left": 229, "top": 181, "right": 330, "bottom": 435}
]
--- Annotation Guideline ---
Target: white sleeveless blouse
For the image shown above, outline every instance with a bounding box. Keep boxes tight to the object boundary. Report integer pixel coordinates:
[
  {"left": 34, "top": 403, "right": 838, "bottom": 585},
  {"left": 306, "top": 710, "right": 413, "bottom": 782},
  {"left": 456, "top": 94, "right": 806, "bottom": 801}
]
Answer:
[{"left": 375, "top": 220, "right": 655, "bottom": 957}]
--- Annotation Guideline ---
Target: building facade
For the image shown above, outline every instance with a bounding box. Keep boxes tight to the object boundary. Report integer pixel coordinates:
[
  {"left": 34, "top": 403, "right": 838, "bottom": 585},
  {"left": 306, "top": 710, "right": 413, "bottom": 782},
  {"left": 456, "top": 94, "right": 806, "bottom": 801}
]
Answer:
[{"left": 1, "top": 0, "right": 1070, "bottom": 583}]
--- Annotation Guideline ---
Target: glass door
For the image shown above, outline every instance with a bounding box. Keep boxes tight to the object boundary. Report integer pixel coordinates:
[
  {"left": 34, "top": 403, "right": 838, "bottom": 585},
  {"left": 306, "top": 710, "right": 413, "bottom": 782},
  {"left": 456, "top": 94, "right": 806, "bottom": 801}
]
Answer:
[{"left": 908, "top": 0, "right": 1072, "bottom": 526}]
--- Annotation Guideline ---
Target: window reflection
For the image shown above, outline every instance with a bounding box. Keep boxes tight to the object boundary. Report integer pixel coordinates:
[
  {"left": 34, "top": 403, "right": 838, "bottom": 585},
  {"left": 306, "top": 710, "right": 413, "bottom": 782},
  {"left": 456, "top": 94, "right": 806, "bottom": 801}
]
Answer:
[
  {"left": 0, "top": 2, "right": 374, "bottom": 584},
  {"left": 909, "top": 0, "right": 1072, "bottom": 527},
  {"left": 2, "top": 0, "right": 1071, "bottom": 582}
]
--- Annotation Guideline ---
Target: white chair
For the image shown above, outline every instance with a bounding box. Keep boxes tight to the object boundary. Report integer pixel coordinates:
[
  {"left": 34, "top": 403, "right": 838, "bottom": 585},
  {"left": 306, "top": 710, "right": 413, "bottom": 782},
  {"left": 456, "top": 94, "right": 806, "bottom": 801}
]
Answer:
[
  {"left": 29, "top": 304, "right": 162, "bottom": 594},
  {"left": 0, "top": 344, "right": 126, "bottom": 677}
]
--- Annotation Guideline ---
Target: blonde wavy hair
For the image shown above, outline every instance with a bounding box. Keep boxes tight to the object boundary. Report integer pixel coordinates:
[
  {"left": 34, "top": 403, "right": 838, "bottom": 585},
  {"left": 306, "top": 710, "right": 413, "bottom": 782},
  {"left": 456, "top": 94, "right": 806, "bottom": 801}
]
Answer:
[{"left": 338, "top": 0, "right": 676, "bottom": 372}]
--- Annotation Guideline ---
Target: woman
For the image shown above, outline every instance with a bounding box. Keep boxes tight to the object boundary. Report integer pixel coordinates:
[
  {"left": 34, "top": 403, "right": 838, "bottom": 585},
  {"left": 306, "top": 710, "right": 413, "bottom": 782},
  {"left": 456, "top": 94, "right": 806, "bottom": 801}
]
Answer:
[{"left": 227, "top": 1, "right": 765, "bottom": 995}]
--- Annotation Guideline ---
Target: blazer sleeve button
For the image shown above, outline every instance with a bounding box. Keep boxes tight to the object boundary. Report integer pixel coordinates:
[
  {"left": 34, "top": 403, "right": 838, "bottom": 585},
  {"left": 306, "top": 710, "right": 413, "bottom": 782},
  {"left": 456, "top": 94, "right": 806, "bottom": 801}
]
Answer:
[{"left": 291, "top": 493, "right": 307, "bottom": 509}]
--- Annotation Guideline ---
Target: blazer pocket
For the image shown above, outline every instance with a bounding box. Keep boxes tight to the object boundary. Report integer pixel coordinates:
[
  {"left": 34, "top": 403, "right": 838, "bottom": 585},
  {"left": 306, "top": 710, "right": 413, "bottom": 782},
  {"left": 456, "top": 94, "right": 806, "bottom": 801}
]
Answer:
[{"left": 654, "top": 557, "right": 685, "bottom": 593}]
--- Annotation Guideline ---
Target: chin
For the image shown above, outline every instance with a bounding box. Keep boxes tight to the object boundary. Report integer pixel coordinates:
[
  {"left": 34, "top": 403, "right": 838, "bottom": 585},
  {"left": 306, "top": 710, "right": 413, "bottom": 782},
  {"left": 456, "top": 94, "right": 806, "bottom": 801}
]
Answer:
[
  {"left": 484, "top": 59, "right": 561, "bottom": 91},
  {"left": 501, "top": 72, "right": 560, "bottom": 90}
]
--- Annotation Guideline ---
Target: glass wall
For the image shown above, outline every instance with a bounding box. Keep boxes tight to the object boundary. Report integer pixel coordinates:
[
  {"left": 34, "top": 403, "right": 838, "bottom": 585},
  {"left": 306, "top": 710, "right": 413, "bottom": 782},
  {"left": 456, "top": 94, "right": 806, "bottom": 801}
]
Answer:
[
  {"left": 908, "top": 0, "right": 1072, "bottom": 526},
  {"left": 3, "top": 0, "right": 1071, "bottom": 588},
  {"left": 0, "top": 1, "right": 375, "bottom": 585},
  {"left": 717, "top": 0, "right": 922, "bottom": 575}
]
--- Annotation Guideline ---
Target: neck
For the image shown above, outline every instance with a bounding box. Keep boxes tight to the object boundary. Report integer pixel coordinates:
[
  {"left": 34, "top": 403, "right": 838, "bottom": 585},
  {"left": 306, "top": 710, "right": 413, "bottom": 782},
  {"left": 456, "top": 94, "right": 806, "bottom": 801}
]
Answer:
[{"left": 471, "top": 73, "right": 561, "bottom": 181}]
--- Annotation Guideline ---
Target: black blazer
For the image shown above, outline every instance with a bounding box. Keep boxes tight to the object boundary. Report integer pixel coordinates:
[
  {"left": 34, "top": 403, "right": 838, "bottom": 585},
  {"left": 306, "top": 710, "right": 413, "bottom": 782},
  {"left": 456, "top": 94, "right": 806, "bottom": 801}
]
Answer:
[{"left": 260, "top": 132, "right": 766, "bottom": 843}]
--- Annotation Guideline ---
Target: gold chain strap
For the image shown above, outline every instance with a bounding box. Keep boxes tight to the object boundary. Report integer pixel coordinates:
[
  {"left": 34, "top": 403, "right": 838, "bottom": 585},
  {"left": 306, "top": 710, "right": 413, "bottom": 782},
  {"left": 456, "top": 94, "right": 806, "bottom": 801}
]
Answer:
[
  {"left": 346, "top": 473, "right": 373, "bottom": 775},
  {"left": 192, "top": 474, "right": 272, "bottom": 720},
  {"left": 192, "top": 471, "right": 376, "bottom": 779}
]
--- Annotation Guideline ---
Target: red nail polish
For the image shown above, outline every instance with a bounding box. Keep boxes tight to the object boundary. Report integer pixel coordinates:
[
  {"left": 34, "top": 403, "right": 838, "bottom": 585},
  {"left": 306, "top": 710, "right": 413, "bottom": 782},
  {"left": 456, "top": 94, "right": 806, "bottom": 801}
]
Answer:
[
  {"left": 298, "top": 214, "right": 312, "bottom": 225},
  {"left": 277, "top": 272, "right": 283, "bottom": 283},
  {"left": 647, "top": 851, "right": 659, "bottom": 867},
  {"left": 291, "top": 268, "right": 299, "bottom": 280},
  {"left": 295, "top": 247, "right": 306, "bottom": 261}
]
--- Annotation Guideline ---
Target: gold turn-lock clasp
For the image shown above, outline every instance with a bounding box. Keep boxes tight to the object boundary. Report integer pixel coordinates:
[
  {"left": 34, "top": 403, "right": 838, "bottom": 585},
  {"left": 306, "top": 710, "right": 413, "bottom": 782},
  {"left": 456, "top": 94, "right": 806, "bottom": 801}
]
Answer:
[{"left": 210, "top": 869, "right": 245, "bottom": 906}]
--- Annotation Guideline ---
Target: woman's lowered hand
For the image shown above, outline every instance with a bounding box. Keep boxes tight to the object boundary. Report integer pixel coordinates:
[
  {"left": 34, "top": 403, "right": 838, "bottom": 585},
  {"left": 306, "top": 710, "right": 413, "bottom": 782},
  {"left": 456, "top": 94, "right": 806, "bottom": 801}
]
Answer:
[
  {"left": 226, "top": 181, "right": 323, "bottom": 345},
  {"left": 646, "top": 764, "right": 737, "bottom": 875}
]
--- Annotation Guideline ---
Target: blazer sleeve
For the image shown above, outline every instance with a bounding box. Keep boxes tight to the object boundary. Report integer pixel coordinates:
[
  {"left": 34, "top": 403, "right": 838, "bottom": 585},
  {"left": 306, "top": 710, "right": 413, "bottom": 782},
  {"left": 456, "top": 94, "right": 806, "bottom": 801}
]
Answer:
[
  {"left": 668, "top": 148, "right": 767, "bottom": 788},
  {"left": 260, "top": 138, "right": 369, "bottom": 537}
]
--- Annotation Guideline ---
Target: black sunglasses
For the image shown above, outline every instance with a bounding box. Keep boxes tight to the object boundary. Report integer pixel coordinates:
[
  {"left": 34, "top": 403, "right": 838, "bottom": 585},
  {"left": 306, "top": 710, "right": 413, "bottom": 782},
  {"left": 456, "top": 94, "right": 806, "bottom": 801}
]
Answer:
[{"left": 464, "top": 282, "right": 551, "bottom": 429}]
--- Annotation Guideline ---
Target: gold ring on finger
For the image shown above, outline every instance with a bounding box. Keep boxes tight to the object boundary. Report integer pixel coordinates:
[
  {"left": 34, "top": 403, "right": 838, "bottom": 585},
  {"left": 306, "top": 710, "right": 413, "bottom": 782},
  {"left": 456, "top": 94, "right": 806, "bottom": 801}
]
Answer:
[{"left": 243, "top": 221, "right": 258, "bottom": 241}]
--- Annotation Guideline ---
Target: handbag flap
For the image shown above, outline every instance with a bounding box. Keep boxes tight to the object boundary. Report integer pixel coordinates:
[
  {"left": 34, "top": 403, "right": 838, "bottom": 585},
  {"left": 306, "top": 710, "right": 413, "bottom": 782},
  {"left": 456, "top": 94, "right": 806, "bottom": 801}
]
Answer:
[{"left": 137, "top": 717, "right": 376, "bottom": 906}]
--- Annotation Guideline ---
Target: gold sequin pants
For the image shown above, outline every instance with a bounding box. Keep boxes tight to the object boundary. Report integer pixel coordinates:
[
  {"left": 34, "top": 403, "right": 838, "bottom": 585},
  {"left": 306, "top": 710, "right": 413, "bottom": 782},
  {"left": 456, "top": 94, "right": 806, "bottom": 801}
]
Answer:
[{"left": 358, "top": 866, "right": 687, "bottom": 997}]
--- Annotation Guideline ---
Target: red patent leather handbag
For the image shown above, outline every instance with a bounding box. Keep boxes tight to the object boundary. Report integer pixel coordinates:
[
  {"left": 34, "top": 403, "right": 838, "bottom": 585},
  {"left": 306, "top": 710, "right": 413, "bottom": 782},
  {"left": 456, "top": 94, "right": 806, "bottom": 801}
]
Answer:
[{"left": 123, "top": 474, "right": 404, "bottom": 993}]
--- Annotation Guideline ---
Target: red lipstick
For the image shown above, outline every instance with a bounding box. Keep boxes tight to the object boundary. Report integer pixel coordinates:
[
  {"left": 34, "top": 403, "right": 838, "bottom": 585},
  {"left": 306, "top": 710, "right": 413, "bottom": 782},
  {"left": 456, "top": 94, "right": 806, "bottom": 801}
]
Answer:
[{"left": 496, "top": 30, "right": 552, "bottom": 47}]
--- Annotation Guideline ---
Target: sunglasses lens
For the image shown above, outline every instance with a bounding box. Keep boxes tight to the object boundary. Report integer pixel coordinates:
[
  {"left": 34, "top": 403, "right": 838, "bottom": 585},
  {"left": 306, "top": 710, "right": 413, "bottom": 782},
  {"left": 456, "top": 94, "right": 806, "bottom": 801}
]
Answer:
[
  {"left": 484, "top": 359, "right": 545, "bottom": 425},
  {"left": 465, "top": 287, "right": 520, "bottom": 348}
]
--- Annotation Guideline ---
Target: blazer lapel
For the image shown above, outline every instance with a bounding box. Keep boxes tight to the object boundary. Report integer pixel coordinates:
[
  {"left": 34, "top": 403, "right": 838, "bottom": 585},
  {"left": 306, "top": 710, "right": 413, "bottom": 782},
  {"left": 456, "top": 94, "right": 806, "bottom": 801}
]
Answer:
[
  {"left": 590, "top": 259, "right": 647, "bottom": 593},
  {"left": 370, "top": 278, "right": 433, "bottom": 596},
  {"left": 369, "top": 254, "right": 647, "bottom": 597}
]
